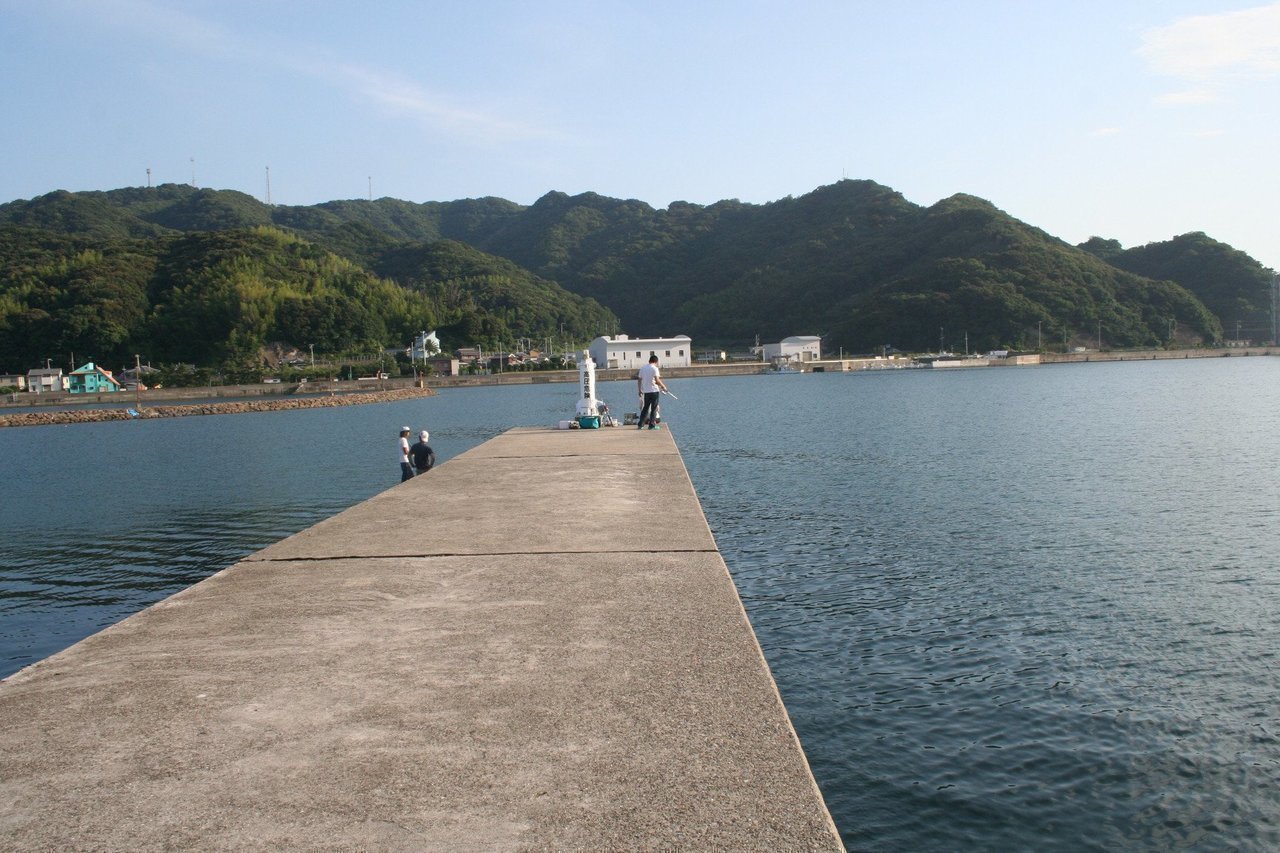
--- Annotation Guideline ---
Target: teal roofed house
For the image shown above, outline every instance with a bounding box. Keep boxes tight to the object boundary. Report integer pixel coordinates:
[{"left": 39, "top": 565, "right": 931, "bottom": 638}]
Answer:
[{"left": 68, "top": 362, "right": 123, "bottom": 394}]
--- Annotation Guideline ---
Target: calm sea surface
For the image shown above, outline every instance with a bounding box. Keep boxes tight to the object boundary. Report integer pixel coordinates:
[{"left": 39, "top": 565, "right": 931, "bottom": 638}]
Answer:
[{"left": 2, "top": 359, "right": 1278, "bottom": 849}]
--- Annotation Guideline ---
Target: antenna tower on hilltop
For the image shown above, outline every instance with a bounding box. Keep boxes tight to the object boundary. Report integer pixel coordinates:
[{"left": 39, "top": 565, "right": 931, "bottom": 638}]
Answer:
[{"left": 265, "top": 166, "right": 272, "bottom": 205}]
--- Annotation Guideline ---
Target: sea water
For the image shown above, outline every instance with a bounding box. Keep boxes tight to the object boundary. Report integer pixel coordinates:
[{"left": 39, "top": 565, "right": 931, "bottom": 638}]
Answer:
[{"left": 2, "top": 358, "right": 1278, "bottom": 849}]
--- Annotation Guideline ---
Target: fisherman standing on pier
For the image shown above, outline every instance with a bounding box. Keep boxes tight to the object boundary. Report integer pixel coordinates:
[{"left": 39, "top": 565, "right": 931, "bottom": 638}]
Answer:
[
  {"left": 410, "top": 429, "right": 436, "bottom": 475},
  {"left": 398, "top": 426, "right": 414, "bottom": 481},
  {"left": 637, "top": 354, "right": 668, "bottom": 430}
]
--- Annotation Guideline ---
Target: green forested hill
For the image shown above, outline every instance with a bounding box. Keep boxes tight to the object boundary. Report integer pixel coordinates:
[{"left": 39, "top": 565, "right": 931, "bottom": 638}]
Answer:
[
  {"left": 439, "top": 183, "right": 1226, "bottom": 351},
  {"left": 1079, "top": 232, "right": 1274, "bottom": 341},
  {"left": 366, "top": 238, "right": 617, "bottom": 349},
  {"left": 820, "top": 193, "right": 1222, "bottom": 353},
  {"left": 2, "top": 180, "right": 1272, "bottom": 363},
  {"left": 0, "top": 221, "right": 616, "bottom": 375}
]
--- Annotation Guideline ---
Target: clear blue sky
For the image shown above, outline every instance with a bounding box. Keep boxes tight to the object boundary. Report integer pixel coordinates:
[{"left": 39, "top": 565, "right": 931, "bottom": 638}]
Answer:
[{"left": 3, "top": 0, "right": 1277, "bottom": 269}]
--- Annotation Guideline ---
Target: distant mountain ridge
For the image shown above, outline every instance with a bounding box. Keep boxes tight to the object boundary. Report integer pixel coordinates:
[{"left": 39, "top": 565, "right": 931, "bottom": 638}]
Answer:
[{"left": 2, "top": 181, "right": 1274, "bottom": 362}]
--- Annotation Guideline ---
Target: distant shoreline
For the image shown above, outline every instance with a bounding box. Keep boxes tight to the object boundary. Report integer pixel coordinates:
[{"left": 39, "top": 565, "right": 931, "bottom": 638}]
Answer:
[
  {"left": 4, "top": 347, "right": 1274, "bottom": 421},
  {"left": 0, "top": 387, "right": 435, "bottom": 429}
]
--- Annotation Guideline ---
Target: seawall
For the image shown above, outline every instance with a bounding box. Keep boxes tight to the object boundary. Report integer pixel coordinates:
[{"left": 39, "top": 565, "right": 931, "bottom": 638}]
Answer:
[
  {"left": 0, "top": 427, "right": 842, "bottom": 850},
  {"left": 1, "top": 364, "right": 774, "bottom": 408},
  {"left": 0, "top": 387, "right": 436, "bottom": 429},
  {"left": 1041, "top": 346, "right": 1278, "bottom": 364}
]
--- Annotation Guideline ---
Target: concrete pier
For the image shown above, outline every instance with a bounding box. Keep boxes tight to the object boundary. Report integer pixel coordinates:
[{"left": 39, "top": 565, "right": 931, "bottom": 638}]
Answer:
[{"left": 0, "top": 427, "right": 841, "bottom": 850}]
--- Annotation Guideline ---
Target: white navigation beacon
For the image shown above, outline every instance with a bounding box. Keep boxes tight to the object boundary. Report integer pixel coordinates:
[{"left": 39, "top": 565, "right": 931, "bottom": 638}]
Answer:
[{"left": 576, "top": 350, "right": 599, "bottom": 416}]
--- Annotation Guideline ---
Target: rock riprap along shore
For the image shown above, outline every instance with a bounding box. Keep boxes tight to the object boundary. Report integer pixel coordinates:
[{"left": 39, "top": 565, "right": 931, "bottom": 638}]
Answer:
[{"left": 0, "top": 388, "right": 435, "bottom": 429}]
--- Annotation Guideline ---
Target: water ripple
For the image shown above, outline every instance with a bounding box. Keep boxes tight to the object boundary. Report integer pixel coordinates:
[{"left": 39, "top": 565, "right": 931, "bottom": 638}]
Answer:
[{"left": 3, "top": 363, "right": 1280, "bottom": 849}]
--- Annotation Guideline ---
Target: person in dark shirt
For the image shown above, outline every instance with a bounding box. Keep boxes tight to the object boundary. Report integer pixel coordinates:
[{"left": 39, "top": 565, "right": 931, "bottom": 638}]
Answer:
[{"left": 410, "top": 430, "right": 436, "bottom": 475}]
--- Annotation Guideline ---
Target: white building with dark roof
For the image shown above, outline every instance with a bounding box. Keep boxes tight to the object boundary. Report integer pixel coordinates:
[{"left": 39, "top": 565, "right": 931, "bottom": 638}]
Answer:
[{"left": 26, "top": 368, "right": 68, "bottom": 393}]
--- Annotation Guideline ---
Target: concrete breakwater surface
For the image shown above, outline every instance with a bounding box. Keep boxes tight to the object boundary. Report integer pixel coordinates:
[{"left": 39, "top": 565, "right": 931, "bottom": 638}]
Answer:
[
  {"left": 0, "top": 427, "right": 842, "bottom": 850},
  {"left": 0, "top": 387, "right": 435, "bottom": 428},
  {"left": 3, "top": 359, "right": 1280, "bottom": 849}
]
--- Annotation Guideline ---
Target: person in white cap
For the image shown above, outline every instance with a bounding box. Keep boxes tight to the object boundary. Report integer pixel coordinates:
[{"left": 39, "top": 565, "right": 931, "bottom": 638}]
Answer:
[
  {"left": 398, "top": 426, "right": 414, "bottom": 482},
  {"left": 410, "top": 429, "right": 436, "bottom": 475}
]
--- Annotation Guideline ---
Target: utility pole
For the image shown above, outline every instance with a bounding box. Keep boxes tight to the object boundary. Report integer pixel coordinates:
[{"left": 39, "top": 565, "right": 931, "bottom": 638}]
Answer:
[
  {"left": 1037, "top": 320, "right": 1042, "bottom": 351},
  {"left": 134, "top": 353, "right": 141, "bottom": 408},
  {"left": 1272, "top": 273, "right": 1279, "bottom": 345}
]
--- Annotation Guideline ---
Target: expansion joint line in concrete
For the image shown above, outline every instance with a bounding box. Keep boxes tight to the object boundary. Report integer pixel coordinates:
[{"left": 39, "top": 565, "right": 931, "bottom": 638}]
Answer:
[
  {"left": 476, "top": 452, "right": 674, "bottom": 460},
  {"left": 249, "top": 547, "right": 720, "bottom": 563}
]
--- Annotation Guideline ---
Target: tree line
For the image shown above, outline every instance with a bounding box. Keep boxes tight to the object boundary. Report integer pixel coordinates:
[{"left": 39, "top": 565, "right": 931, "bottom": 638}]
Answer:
[
  {"left": 0, "top": 224, "right": 616, "bottom": 379},
  {"left": 2, "top": 180, "right": 1275, "bottom": 364}
]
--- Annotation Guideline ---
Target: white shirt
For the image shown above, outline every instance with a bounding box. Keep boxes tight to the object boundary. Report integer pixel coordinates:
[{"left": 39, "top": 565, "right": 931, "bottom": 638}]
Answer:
[
  {"left": 399, "top": 436, "right": 411, "bottom": 464},
  {"left": 638, "top": 362, "right": 661, "bottom": 394}
]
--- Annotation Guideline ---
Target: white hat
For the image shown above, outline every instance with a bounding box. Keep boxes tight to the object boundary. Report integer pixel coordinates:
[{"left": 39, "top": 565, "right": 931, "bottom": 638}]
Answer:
[
  {"left": 419, "top": 430, "right": 429, "bottom": 440},
  {"left": 400, "top": 426, "right": 411, "bottom": 433}
]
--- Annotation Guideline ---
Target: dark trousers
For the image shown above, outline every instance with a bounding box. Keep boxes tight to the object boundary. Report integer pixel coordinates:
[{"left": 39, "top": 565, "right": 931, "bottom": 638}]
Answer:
[
  {"left": 639, "top": 391, "right": 660, "bottom": 426},
  {"left": 400, "top": 462, "right": 415, "bottom": 481}
]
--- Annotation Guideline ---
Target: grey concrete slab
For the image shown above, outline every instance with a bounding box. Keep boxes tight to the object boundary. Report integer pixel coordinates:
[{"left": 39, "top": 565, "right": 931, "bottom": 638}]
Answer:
[
  {"left": 454, "top": 425, "right": 683, "bottom": 460},
  {"left": 248, "top": 427, "right": 715, "bottom": 561},
  {"left": 0, "top": 428, "right": 842, "bottom": 851}
]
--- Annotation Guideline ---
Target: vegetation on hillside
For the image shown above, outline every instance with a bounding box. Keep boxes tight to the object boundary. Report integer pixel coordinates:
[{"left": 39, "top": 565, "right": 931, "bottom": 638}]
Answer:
[
  {"left": 2, "top": 180, "right": 1273, "bottom": 365},
  {"left": 0, "top": 221, "right": 616, "bottom": 377},
  {"left": 1080, "top": 232, "right": 1274, "bottom": 341}
]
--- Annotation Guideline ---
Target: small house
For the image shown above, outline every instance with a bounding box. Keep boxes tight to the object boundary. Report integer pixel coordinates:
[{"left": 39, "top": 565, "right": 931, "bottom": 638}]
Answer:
[
  {"left": 0, "top": 373, "right": 26, "bottom": 391},
  {"left": 425, "top": 357, "right": 460, "bottom": 376},
  {"left": 117, "top": 364, "right": 158, "bottom": 391},
  {"left": 68, "top": 362, "right": 123, "bottom": 394},
  {"left": 409, "top": 330, "right": 441, "bottom": 361},
  {"left": 487, "top": 352, "right": 523, "bottom": 371},
  {"left": 26, "top": 367, "right": 68, "bottom": 393}
]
